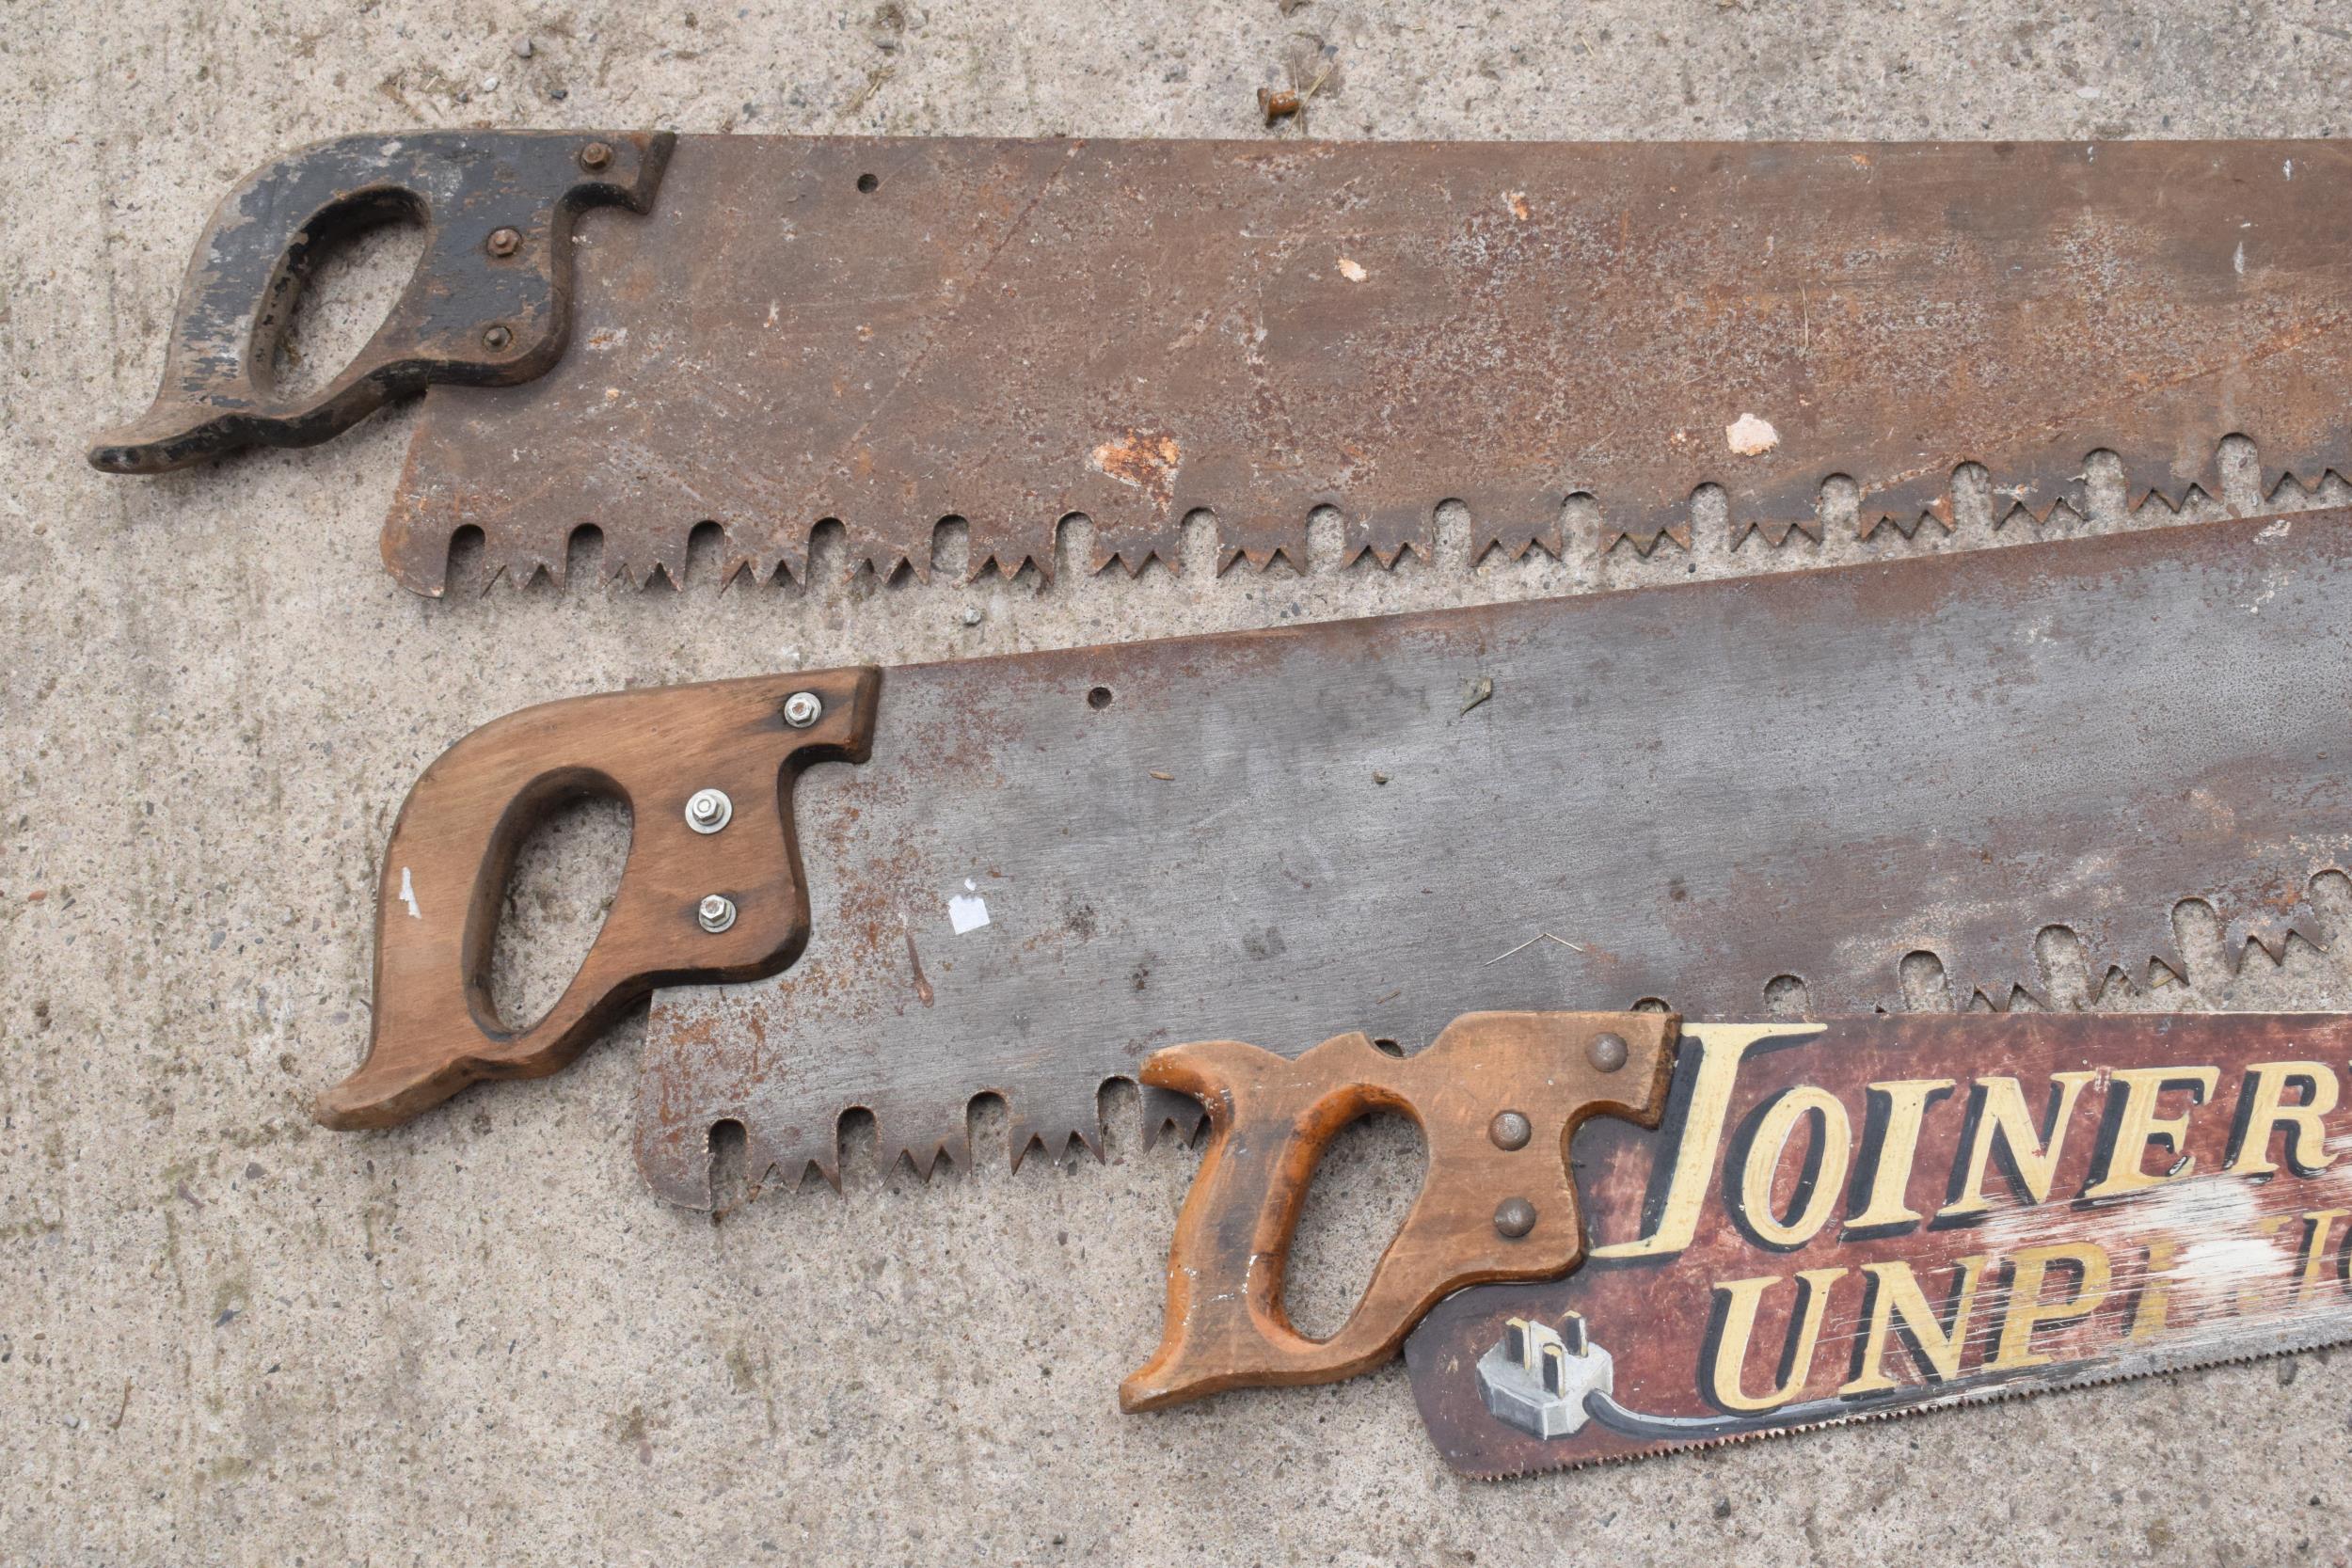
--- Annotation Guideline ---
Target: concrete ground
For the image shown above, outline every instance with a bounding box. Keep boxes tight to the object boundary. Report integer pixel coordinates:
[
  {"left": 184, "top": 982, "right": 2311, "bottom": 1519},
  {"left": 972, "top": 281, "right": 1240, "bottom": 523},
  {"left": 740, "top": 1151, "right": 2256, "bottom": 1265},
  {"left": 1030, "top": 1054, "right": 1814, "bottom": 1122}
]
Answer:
[{"left": 9, "top": 2, "right": 2352, "bottom": 1562}]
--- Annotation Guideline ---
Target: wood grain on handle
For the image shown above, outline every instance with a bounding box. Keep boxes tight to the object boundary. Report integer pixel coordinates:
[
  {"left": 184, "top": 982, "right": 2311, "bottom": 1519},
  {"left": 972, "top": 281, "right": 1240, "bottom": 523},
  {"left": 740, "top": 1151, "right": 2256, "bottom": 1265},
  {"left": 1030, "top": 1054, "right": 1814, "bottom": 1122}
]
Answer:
[
  {"left": 1120, "top": 1011, "right": 1677, "bottom": 1411},
  {"left": 315, "top": 669, "right": 879, "bottom": 1130}
]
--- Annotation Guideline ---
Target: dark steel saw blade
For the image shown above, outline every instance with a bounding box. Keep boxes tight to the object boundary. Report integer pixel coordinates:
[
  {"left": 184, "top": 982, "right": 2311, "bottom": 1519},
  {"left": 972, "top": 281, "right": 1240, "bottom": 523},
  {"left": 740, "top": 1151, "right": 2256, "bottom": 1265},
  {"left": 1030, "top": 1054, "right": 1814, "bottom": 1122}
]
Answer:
[
  {"left": 388, "top": 137, "right": 2352, "bottom": 594},
  {"left": 635, "top": 509, "right": 2352, "bottom": 1206}
]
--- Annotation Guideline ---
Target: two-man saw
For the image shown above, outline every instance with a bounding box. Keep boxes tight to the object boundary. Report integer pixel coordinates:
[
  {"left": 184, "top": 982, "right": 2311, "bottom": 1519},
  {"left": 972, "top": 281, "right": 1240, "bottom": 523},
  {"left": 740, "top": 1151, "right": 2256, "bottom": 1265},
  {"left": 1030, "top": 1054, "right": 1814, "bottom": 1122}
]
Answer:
[
  {"left": 316, "top": 506, "right": 2352, "bottom": 1473},
  {"left": 91, "top": 134, "right": 2352, "bottom": 584}
]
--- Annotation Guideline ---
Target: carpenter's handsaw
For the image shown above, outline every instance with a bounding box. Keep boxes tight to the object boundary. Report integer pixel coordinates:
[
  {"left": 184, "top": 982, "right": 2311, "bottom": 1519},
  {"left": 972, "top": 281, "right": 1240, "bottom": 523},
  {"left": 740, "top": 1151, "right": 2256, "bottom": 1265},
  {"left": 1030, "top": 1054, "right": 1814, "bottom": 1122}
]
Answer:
[
  {"left": 319, "top": 507, "right": 2352, "bottom": 1473},
  {"left": 91, "top": 134, "right": 2352, "bottom": 587}
]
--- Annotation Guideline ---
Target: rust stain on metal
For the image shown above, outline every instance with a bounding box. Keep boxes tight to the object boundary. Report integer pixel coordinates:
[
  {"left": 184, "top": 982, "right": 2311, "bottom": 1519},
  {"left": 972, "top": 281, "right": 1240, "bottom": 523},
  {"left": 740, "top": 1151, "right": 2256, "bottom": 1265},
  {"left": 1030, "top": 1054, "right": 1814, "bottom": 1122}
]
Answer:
[
  {"left": 1090, "top": 430, "right": 1182, "bottom": 504},
  {"left": 368, "top": 137, "right": 2352, "bottom": 593},
  {"left": 904, "top": 927, "right": 935, "bottom": 1006}
]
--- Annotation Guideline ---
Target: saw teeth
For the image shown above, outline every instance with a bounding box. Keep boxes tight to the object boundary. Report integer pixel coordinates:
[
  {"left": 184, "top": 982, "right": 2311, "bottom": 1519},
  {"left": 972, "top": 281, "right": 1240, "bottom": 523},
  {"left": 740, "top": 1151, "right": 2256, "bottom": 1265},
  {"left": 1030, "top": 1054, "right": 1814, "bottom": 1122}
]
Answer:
[
  {"left": 1140, "top": 1085, "right": 1209, "bottom": 1150},
  {"left": 1855, "top": 469, "right": 1958, "bottom": 540},
  {"left": 398, "top": 433, "right": 2352, "bottom": 596},
  {"left": 1443, "top": 1319, "right": 2352, "bottom": 1481},
  {"left": 1728, "top": 514, "right": 1822, "bottom": 550},
  {"left": 2224, "top": 907, "right": 2324, "bottom": 969}
]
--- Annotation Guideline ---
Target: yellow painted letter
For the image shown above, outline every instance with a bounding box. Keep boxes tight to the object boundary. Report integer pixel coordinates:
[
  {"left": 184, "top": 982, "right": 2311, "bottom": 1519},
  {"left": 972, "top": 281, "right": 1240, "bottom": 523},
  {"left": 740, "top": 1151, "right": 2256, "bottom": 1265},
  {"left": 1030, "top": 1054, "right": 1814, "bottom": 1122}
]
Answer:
[
  {"left": 1736, "top": 1086, "right": 1853, "bottom": 1250},
  {"left": 2083, "top": 1067, "right": 2219, "bottom": 1199},
  {"left": 1988, "top": 1243, "right": 2112, "bottom": 1370},
  {"left": 1594, "top": 1025, "right": 1819, "bottom": 1259},
  {"left": 1704, "top": 1268, "right": 1846, "bottom": 1414},
  {"left": 2223, "top": 1062, "right": 2340, "bottom": 1179},
  {"left": 1840, "top": 1256, "right": 1989, "bottom": 1394},
  {"left": 1940, "top": 1072, "right": 2095, "bottom": 1218},
  {"left": 1844, "top": 1078, "right": 1956, "bottom": 1235}
]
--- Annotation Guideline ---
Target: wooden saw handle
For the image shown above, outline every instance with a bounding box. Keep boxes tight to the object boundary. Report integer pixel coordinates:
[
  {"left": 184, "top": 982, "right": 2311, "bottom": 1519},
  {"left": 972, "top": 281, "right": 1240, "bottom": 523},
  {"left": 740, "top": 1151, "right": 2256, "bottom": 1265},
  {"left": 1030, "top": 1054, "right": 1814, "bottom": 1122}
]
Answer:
[
  {"left": 1120, "top": 1011, "right": 1676, "bottom": 1412},
  {"left": 314, "top": 669, "right": 879, "bottom": 1131}
]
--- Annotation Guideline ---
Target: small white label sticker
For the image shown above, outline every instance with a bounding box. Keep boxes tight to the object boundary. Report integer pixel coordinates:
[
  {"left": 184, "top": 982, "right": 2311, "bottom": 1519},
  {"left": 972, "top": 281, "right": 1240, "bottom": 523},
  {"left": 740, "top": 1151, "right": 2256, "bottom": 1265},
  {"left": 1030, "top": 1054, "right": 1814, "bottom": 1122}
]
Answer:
[{"left": 948, "top": 877, "right": 991, "bottom": 934}]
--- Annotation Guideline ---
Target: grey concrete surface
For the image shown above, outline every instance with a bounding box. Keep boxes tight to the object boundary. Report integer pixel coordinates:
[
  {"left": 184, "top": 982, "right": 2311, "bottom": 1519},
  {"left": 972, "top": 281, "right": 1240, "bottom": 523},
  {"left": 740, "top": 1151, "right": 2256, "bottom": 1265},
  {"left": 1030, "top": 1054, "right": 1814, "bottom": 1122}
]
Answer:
[{"left": 9, "top": 2, "right": 2352, "bottom": 1562}]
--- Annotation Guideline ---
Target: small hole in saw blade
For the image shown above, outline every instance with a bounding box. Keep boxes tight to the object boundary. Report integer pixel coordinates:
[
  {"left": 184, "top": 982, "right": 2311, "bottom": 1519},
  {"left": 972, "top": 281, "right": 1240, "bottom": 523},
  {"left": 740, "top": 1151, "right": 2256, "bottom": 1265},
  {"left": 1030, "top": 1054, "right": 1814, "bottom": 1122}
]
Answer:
[
  {"left": 1087, "top": 686, "right": 1114, "bottom": 710},
  {"left": 1285, "top": 1111, "right": 1427, "bottom": 1340},
  {"left": 856, "top": 171, "right": 880, "bottom": 194}
]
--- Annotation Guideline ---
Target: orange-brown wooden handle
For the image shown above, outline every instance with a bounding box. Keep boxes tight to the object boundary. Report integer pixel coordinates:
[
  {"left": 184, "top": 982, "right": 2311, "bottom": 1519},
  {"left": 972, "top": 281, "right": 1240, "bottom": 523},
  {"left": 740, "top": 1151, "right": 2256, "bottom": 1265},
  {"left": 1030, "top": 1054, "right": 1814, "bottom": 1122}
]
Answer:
[
  {"left": 1120, "top": 1011, "right": 1676, "bottom": 1412},
  {"left": 314, "top": 669, "right": 879, "bottom": 1130}
]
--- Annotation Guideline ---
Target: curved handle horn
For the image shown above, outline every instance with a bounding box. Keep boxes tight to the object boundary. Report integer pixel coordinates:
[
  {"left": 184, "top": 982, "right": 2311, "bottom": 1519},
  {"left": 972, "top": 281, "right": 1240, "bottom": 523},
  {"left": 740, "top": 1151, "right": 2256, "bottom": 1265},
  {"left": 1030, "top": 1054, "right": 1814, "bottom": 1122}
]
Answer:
[
  {"left": 315, "top": 668, "right": 878, "bottom": 1131},
  {"left": 1120, "top": 1010, "right": 1677, "bottom": 1412},
  {"left": 89, "top": 129, "right": 672, "bottom": 473}
]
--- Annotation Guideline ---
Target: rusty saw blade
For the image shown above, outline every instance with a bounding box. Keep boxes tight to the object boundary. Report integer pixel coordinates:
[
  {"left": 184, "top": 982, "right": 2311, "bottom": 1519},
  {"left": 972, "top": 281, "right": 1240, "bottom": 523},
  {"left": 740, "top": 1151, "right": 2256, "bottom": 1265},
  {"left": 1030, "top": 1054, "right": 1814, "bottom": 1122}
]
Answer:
[
  {"left": 1402, "top": 1012, "right": 2352, "bottom": 1478},
  {"left": 94, "top": 135, "right": 2352, "bottom": 589},
  {"left": 625, "top": 508, "right": 2352, "bottom": 1207}
]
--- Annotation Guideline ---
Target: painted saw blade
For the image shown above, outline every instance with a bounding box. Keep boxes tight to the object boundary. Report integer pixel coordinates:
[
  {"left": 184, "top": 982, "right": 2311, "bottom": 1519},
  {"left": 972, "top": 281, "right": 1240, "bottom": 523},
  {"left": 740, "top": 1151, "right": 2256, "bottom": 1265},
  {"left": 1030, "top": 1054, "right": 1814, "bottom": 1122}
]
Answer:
[
  {"left": 1405, "top": 1014, "right": 2352, "bottom": 1477},
  {"left": 635, "top": 508, "right": 2352, "bottom": 1206},
  {"left": 389, "top": 137, "right": 2352, "bottom": 592}
]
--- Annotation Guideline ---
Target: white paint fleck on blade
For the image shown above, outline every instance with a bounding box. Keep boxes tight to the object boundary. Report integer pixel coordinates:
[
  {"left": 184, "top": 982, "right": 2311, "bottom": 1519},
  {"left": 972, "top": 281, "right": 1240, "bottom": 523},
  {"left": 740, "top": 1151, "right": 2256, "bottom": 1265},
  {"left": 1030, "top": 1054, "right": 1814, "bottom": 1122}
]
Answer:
[
  {"left": 1725, "top": 413, "right": 1779, "bottom": 455},
  {"left": 948, "top": 877, "right": 991, "bottom": 935},
  {"left": 398, "top": 866, "right": 421, "bottom": 920}
]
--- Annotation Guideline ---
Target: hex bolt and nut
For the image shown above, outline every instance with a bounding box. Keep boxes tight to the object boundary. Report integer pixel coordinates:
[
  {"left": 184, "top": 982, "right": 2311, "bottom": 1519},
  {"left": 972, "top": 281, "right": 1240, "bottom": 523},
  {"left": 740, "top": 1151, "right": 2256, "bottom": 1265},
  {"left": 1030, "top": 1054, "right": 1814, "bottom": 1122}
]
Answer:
[
  {"left": 1587, "top": 1032, "right": 1629, "bottom": 1073},
  {"left": 1488, "top": 1110, "right": 1532, "bottom": 1151},
  {"left": 697, "top": 895, "right": 738, "bottom": 934},
  {"left": 1493, "top": 1196, "right": 1538, "bottom": 1240},
  {"left": 486, "top": 227, "right": 522, "bottom": 258},
  {"left": 580, "top": 141, "right": 614, "bottom": 171},
  {"left": 685, "top": 788, "right": 733, "bottom": 834},
  {"left": 783, "top": 691, "right": 824, "bottom": 728}
]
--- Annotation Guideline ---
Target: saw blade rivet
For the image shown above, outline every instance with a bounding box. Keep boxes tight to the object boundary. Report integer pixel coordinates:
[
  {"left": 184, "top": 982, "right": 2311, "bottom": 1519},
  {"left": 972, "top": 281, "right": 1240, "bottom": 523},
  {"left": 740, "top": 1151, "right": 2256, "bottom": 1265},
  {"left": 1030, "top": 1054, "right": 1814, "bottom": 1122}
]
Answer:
[
  {"left": 481, "top": 324, "right": 513, "bottom": 352},
  {"left": 697, "top": 894, "right": 738, "bottom": 934},
  {"left": 685, "top": 788, "right": 733, "bottom": 834},
  {"left": 579, "top": 141, "right": 613, "bottom": 171},
  {"left": 485, "top": 227, "right": 521, "bottom": 259},
  {"left": 1493, "top": 1197, "right": 1537, "bottom": 1240},
  {"left": 1488, "top": 1111, "right": 1532, "bottom": 1150},
  {"left": 1587, "top": 1033, "right": 1629, "bottom": 1073},
  {"left": 783, "top": 691, "right": 824, "bottom": 728}
]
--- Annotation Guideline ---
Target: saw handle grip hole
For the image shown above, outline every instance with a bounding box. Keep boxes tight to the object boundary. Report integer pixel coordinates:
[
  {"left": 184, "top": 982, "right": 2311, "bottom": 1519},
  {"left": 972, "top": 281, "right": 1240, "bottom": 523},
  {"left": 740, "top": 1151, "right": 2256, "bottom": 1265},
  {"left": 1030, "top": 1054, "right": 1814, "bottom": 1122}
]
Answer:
[
  {"left": 1282, "top": 1110, "right": 1429, "bottom": 1341},
  {"left": 485, "top": 789, "right": 633, "bottom": 1035},
  {"left": 1087, "top": 685, "right": 1114, "bottom": 710},
  {"left": 263, "top": 192, "right": 430, "bottom": 404}
]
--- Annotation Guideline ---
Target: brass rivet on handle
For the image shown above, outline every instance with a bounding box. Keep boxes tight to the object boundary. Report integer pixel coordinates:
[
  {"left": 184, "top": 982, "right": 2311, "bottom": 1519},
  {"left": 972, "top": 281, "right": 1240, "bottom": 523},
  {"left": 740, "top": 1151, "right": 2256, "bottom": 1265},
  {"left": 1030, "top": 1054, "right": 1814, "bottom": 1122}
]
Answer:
[
  {"left": 1587, "top": 1032, "right": 1628, "bottom": 1073},
  {"left": 481, "top": 324, "right": 513, "bottom": 351},
  {"left": 1488, "top": 1110, "right": 1532, "bottom": 1150},
  {"left": 1493, "top": 1197, "right": 1537, "bottom": 1239},
  {"left": 486, "top": 227, "right": 522, "bottom": 258},
  {"left": 580, "top": 140, "right": 614, "bottom": 171}
]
